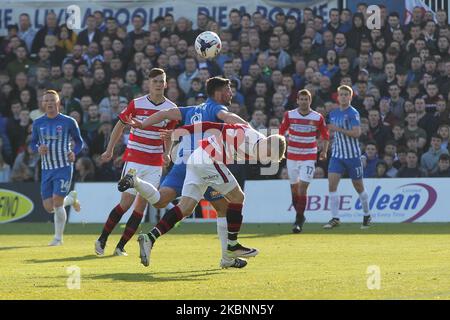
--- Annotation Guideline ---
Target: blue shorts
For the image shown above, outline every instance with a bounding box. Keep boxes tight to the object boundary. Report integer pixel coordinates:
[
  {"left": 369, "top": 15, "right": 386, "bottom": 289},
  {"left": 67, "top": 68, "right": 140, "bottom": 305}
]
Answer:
[
  {"left": 160, "top": 162, "right": 224, "bottom": 201},
  {"left": 328, "top": 157, "right": 363, "bottom": 180},
  {"left": 41, "top": 166, "right": 73, "bottom": 200}
]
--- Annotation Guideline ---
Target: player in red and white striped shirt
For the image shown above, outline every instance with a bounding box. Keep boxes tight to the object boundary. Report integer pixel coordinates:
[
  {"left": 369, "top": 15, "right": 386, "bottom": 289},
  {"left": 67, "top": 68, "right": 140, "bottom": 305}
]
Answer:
[
  {"left": 95, "top": 68, "right": 177, "bottom": 256},
  {"left": 279, "top": 89, "right": 330, "bottom": 234},
  {"left": 121, "top": 119, "right": 286, "bottom": 267}
]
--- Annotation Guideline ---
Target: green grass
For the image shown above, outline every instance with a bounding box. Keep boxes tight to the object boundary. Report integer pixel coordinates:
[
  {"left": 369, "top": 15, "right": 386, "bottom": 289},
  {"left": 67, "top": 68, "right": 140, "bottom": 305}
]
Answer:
[{"left": 1, "top": 222, "right": 450, "bottom": 300}]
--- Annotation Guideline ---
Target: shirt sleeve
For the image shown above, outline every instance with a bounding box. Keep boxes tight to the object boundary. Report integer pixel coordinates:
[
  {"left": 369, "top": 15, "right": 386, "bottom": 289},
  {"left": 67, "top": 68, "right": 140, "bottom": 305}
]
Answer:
[
  {"left": 118, "top": 99, "right": 135, "bottom": 124},
  {"left": 69, "top": 118, "right": 85, "bottom": 155},
  {"left": 30, "top": 122, "right": 40, "bottom": 153},
  {"left": 279, "top": 112, "right": 290, "bottom": 136},
  {"left": 181, "top": 122, "right": 226, "bottom": 133},
  {"left": 178, "top": 106, "right": 192, "bottom": 124},
  {"left": 213, "top": 104, "right": 229, "bottom": 121},
  {"left": 349, "top": 110, "right": 361, "bottom": 128},
  {"left": 318, "top": 114, "right": 330, "bottom": 140}
]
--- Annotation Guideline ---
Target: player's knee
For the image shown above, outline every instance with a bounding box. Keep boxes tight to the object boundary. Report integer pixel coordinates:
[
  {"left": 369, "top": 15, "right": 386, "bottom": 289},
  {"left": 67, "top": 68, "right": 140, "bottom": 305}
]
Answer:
[
  {"left": 230, "top": 192, "right": 245, "bottom": 205},
  {"left": 153, "top": 200, "right": 168, "bottom": 209}
]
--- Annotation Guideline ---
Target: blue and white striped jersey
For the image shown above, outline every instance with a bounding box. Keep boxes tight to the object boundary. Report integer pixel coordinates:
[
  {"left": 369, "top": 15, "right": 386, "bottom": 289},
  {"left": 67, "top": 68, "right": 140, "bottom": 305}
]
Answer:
[
  {"left": 329, "top": 106, "right": 361, "bottom": 159},
  {"left": 30, "top": 114, "right": 84, "bottom": 170}
]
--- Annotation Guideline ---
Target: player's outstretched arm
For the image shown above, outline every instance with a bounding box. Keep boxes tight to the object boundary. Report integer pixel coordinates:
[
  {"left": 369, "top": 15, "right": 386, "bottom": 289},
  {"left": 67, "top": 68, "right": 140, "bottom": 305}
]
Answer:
[
  {"left": 130, "top": 108, "right": 182, "bottom": 129},
  {"left": 217, "top": 110, "right": 248, "bottom": 125}
]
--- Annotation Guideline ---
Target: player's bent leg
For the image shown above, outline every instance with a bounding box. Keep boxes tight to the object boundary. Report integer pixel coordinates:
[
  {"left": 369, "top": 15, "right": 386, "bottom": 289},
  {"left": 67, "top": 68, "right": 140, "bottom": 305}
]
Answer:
[
  {"left": 96, "top": 192, "right": 134, "bottom": 256},
  {"left": 324, "top": 172, "right": 342, "bottom": 229},
  {"left": 351, "top": 179, "right": 372, "bottom": 229},
  {"left": 63, "top": 191, "right": 81, "bottom": 212},
  {"left": 49, "top": 195, "right": 66, "bottom": 246},
  {"left": 152, "top": 187, "right": 178, "bottom": 209},
  {"left": 119, "top": 169, "right": 162, "bottom": 205}
]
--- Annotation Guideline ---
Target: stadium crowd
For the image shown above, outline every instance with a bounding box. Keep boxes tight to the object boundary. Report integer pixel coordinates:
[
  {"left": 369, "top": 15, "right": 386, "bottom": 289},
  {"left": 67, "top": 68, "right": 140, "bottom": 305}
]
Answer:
[{"left": 1, "top": 3, "right": 450, "bottom": 185}]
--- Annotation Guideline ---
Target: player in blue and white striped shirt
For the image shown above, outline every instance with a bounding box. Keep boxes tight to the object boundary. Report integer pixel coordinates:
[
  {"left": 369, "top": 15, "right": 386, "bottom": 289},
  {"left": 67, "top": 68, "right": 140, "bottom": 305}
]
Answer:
[
  {"left": 30, "top": 90, "right": 84, "bottom": 246},
  {"left": 324, "top": 85, "right": 371, "bottom": 229}
]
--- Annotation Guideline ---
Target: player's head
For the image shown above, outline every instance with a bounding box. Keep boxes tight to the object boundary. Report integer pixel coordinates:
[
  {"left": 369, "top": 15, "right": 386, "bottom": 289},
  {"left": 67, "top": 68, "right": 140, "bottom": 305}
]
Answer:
[
  {"left": 337, "top": 85, "right": 353, "bottom": 106},
  {"left": 42, "top": 89, "right": 60, "bottom": 117},
  {"left": 297, "top": 89, "right": 312, "bottom": 111},
  {"left": 148, "top": 68, "right": 167, "bottom": 96},
  {"left": 257, "top": 134, "right": 287, "bottom": 163},
  {"left": 206, "top": 77, "right": 232, "bottom": 106}
]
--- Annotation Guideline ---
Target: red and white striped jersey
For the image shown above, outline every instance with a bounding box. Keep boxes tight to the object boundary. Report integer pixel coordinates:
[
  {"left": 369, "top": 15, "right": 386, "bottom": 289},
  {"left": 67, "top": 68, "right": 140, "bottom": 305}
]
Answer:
[
  {"left": 180, "top": 122, "right": 265, "bottom": 163},
  {"left": 279, "top": 109, "right": 329, "bottom": 161},
  {"left": 118, "top": 95, "right": 178, "bottom": 166}
]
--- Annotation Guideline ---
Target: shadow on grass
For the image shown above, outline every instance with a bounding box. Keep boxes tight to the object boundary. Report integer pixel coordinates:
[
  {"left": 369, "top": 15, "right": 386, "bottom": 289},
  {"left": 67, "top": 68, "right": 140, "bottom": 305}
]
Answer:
[
  {"left": 85, "top": 269, "right": 222, "bottom": 283},
  {"left": 0, "top": 245, "right": 47, "bottom": 251},
  {"left": 26, "top": 254, "right": 116, "bottom": 264}
]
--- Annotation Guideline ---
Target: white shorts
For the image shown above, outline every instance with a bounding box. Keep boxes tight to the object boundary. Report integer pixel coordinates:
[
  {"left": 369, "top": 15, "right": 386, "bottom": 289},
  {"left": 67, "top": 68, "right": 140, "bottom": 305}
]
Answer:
[
  {"left": 182, "top": 148, "right": 239, "bottom": 202},
  {"left": 286, "top": 159, "right": 316, "bottom": 184},
  {"left": 121, "top": 161, "right": 162, "bottom": 195}
]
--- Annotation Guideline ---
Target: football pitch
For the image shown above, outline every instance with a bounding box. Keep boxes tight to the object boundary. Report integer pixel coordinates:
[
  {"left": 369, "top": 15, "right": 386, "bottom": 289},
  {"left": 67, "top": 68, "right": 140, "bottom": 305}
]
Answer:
[{"left": 1, "top": 222, "right": 450, "bottom": 300}]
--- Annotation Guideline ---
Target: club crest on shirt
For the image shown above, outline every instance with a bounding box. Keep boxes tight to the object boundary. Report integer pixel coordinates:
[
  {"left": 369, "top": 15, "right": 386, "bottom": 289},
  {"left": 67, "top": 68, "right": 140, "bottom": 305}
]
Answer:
[{"left": 191, "top": 113, "right": 202, "bottom": 124}]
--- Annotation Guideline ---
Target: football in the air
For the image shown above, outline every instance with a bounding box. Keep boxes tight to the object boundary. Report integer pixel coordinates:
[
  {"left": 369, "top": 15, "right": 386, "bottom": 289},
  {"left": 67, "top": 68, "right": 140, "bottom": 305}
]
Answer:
[{"left": 195, "top": 31, "right": 222, "bottom": 59}]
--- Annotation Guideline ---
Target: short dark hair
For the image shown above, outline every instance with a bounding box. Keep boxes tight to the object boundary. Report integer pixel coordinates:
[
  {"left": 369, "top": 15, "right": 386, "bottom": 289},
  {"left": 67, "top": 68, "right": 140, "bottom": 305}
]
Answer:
[
  {"left": 148, "top": 68, "right": 166, "bottom": 79},
  {"left": 439, "top": 154, "right": 450, "bottom": 161},
  {"left": 206, "top": 77, "right": 230, "bottom": 97},
  {"left": 431, "top": 134, "right": 443, "bottom": 141},
  {"left": 389, "top": 12, "right": 400, "bottom": 19},
  {"left": 229, "top": 8, "right": 241, "bottom": 17}
]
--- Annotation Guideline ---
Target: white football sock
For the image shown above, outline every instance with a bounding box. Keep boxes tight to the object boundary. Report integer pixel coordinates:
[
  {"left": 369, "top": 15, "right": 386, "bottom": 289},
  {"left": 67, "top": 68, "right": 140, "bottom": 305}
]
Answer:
[
  {"left": 133, "top": 177, "right": 161, "bottom": 205},
  {"left": 216, "top": 217, "right": 228, "bottom": 258},
  {"left": 63, "top": 195, "right": 74, "bottom": 207},
  {"left": 166, "top": 202, "right": 175, "bottom": 210},
  {"left": 359, "top": 191, "right": 370, "bottom": 216},
  {"left": 54, "top": 206, "right": 67, "bottom": 241},
  {"left": 330, "top": 192, "right": 339, "bottom": 219}
]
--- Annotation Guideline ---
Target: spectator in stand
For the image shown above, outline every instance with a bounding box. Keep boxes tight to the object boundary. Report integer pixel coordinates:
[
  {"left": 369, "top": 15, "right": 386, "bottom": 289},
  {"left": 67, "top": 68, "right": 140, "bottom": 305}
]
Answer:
[
  {"left": 367, "top": 109, "right": 392, "bottom": 151},
  {"left": 77, "top": 15, "right": 103, "bottom": 47},
  {"left": 361, "top": 141, "right": 379, "bottom": 178},
  {"left": 404, "top": 112, "right": 427, "bottom": 149},
  {"left": 31, "top": 11, "right": 60, "bottom": 54},
  {"left": 0, "top": 151, "right": 11, "bottom": 182},
  {"left": 383, "top": 154, "right": 398, "bottom": 178},
  {"left": 10, "top": 138, "right": 39, "bottom": 182},
  {"left": 420, "top": 135, "right": 449, "bottom": 175},
  {"left": 375, "top": 161, "right": 389, "bottom": 178},
  {"left": 17, "top": 14, "right": 36, "bottom": 53},
  {"left": 431, "top": 153, "right": 450, "bottom": 177},
  {"left": 396, "top": 150, "right": 427, "bottom": 177},
  {"left": 74, "top": 157, "right": 96, "bottom": 182},
  {"left": 1, "top": 6, "right": 450, "bottom": 182}
]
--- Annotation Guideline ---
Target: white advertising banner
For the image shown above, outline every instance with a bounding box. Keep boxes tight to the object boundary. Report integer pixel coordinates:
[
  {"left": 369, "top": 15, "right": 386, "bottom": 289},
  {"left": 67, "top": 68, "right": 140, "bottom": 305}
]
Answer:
[
  {"left": 242, "top": 178, "right": 450, "bottom": 223},
  {"left": 0, "top": 0, "right": 336, "bottom": 35},
  {"left": 70, "top": 178, "right": 450, "bottom": 223},
  {"left": 69, "top": 182, "right": 136, "bottom": 223}
]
